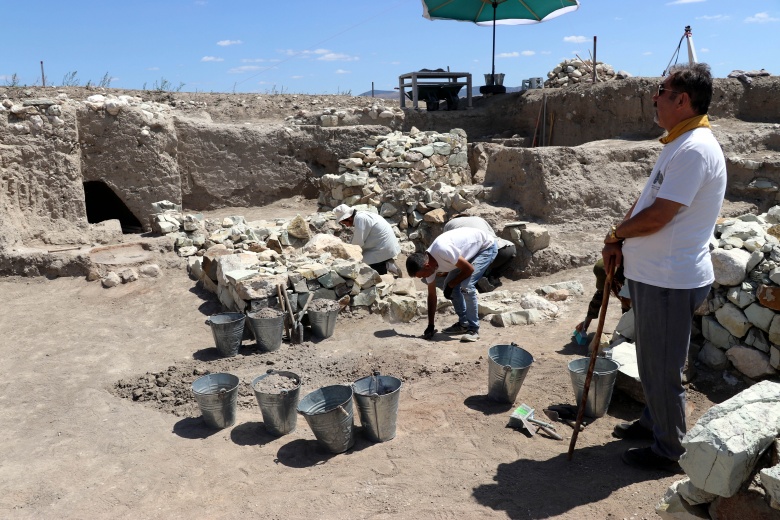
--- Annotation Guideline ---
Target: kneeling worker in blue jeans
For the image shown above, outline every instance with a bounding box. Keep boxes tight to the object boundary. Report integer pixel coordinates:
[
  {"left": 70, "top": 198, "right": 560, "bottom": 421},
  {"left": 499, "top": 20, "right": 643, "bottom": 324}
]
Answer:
[{"left": 406, "top": 228, "right": 497, "bottom": 342}]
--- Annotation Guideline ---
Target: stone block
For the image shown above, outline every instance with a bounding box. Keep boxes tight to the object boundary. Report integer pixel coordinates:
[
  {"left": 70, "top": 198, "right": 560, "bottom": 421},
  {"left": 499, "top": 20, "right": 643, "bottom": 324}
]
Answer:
[
  {"left": 702, "top": 316, "right": 739, "bottom": 350},
  {"left": 611, "top": 341, "right": 645, "bottom": 404},
  {"left": 520, "top": 224, "right": 550, "bottom": 252},
  {"left": 698, "top": 341, "right": 730, "bottom": 370},
  {"left": 745, "top": 303, "right": 776, "bottom": 333},
  {"left": 725, "top": 345, "right": 777, "bottom": 379},
  {"left": 655, "top": 479, "right": 710, "bottom": 519},
  {"left": 759, "top": 465, "right": 780, "bottom": 509},
  {"left": 715, "top": 303, "right": 751, "bottom": 338},
  {"left": 680, "top": 380, "right": 780, "bottom": 497},
  {"left": 385, "top": 295, "right": 417, "bottom": 323}
]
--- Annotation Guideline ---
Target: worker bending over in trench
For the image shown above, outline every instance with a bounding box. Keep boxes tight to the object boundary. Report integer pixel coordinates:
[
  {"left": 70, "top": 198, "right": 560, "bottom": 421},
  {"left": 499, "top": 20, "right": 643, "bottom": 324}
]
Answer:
[{"left": 406, "top": 227, "right": 497, "bottom": 343}]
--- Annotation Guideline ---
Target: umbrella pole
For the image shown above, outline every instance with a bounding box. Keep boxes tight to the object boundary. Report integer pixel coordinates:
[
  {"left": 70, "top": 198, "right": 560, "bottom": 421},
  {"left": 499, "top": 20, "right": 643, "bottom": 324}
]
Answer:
[
  {"left": 491, "top": 2, "right": 497, "bottom": 78},
  {"left": 567, "top": 256, "right": 616, "bottom": 461}
]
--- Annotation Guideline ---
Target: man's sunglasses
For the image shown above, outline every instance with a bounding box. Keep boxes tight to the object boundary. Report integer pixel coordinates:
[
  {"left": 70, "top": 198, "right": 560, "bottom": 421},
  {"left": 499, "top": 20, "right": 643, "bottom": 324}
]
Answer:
[{"left": 657, "top": 84, "right": 681, "bottom": 96}]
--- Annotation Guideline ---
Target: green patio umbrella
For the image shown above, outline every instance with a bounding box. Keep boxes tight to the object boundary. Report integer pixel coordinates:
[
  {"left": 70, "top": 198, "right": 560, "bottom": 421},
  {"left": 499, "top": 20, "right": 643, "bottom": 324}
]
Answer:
[{"left": 421, "top": 0, "right": 580, "bottom": 88}]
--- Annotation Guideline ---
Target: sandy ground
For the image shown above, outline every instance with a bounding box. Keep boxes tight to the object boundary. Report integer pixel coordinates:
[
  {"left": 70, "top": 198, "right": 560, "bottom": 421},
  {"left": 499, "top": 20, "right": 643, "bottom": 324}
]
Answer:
[{"left": 0, "top": 201, "right": 744, "bottom": 520}]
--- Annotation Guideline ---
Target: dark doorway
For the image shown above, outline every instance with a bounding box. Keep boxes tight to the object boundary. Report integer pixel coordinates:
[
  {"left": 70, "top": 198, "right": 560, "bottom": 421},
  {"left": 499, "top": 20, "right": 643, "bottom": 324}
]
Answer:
[{"left": 83, "top": 181, "right": 143, "bottom": 233}]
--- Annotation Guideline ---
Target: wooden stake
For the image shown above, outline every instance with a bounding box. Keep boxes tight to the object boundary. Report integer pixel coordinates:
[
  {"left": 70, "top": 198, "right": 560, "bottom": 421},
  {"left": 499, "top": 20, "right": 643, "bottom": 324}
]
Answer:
[{"left": 567, "top": 256, "right": 615, "bottom": 460}]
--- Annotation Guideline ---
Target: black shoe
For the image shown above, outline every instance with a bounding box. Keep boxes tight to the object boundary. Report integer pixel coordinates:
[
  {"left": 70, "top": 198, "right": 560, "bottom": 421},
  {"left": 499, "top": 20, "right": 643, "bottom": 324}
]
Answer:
[
  {"left": 612, "top": 420, "right": 654, "bottom": 440},
  {"left": 621, "top": 447, "right": 683, "bottom": 474}
]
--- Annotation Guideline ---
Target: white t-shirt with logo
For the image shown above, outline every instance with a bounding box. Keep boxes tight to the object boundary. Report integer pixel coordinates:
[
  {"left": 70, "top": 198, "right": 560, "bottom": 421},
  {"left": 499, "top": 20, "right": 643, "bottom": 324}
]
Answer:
[
  {"left": 423, "top": 228, "right": 495, "bottom": 284},
  {"left": 622, "top": 127, "right": 726, "bottom": 289}
]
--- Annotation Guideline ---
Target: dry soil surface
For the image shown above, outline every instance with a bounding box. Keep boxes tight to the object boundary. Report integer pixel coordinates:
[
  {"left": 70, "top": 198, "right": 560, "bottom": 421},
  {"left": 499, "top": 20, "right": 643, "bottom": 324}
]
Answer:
[{"left": 0, "top": 200, "right": 747, "bottom": 520}]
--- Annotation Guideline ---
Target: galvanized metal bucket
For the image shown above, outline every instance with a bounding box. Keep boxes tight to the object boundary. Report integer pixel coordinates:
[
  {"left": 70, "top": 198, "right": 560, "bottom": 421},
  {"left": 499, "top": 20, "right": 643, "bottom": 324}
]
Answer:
[
  {"left": 191, "top": 372, "right": 240, "bottom": 429},
  {"left": 568, "top": 357, "right": 619, "bottom": 418},
  {"left": 487, "top": 343, "right": 534, "bottom": 403},
  {"left": 352, "top": 372, "right": 402, "bottom": 443},
  {"left": 251, "top": 370, "right": 301, "bottom": 436},
  {"left": 206, "top": 312, "right": 245, "bottom": 358},
  {"left": 246, "top": 311, "right": 284, "bottom": 352},
  {"left": 297, "top": 384, "right": 355, "bottom": 453},
  {"left": 307, "top": 308, "right": 338, "bottom": 339}
]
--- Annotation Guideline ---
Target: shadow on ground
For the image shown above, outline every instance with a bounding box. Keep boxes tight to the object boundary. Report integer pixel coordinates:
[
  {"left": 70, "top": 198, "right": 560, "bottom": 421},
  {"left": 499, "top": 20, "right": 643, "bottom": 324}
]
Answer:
[{"left": 472, "top": 440, "right": 660, "bottom": 518}]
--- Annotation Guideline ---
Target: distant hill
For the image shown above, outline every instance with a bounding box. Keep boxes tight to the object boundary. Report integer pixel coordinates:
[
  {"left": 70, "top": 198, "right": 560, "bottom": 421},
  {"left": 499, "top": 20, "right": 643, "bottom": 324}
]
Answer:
[{"left": 357, "top": 86, "right": 530, "bottom": 100}]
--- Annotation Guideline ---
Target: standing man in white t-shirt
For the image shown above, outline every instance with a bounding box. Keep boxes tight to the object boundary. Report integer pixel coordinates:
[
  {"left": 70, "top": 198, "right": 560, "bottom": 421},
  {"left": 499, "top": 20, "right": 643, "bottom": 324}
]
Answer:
[
  {"left": 602, "top": 63, "right": 726, "bottom": 473},
  {"left": 406, "top": 227, "right": 497, "bottom": 342}
]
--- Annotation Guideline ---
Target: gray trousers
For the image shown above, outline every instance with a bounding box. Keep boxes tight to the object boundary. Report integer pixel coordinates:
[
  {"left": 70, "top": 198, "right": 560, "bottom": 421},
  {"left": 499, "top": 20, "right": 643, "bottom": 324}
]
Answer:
[{"left": 628, "top": 279, "right": 710, "bottom": 460}]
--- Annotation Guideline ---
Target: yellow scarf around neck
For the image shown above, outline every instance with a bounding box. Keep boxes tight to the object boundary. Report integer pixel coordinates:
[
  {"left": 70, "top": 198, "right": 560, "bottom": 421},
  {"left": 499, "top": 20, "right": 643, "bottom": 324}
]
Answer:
[{"left": 660, "top": 114, "right": 710, "bottom": 144}]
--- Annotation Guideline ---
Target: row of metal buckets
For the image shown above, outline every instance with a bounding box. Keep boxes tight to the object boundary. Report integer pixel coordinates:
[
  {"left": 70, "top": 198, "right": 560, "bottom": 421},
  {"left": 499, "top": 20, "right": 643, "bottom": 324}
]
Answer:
[
  {"left": 191, "top": 370, "right": 401, "bottom": 453},
  {"left": 205, "top": 305, "right": 339, "bottom": 357}
]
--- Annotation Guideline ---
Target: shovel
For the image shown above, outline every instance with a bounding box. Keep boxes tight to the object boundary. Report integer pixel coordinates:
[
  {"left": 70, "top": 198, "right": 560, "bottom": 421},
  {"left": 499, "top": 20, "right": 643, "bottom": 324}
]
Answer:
[{"left": 291, "top": 293, "right": 314, "bottom": 344}]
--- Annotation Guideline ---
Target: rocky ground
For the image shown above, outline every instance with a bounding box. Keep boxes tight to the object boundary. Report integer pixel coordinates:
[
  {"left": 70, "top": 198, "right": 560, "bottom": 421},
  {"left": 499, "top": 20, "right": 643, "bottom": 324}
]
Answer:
[{"left": 0, "top": 198, "right": 751, "bottom": 520}]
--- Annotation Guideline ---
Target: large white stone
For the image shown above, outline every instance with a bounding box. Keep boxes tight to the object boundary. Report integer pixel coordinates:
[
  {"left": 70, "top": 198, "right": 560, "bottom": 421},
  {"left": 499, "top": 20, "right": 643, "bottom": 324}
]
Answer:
[
  {"left": 680, "top": 380, "right": 780, "bottom": 497},
  {"left": 711, "top": 248, "right": 751, "bottom": 286}
]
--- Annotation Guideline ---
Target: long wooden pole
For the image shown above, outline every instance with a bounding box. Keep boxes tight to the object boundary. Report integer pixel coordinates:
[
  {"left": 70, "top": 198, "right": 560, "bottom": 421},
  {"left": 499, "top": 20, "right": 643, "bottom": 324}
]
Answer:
[{"left": 567, "top": 256, "right": 615, "bottom": 460}]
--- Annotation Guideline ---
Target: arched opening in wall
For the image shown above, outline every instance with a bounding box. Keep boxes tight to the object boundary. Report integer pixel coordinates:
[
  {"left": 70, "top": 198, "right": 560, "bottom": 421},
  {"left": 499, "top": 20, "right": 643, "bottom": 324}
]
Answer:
[{"left": 83, "top": 181, "right": 143, "bottom": 233}]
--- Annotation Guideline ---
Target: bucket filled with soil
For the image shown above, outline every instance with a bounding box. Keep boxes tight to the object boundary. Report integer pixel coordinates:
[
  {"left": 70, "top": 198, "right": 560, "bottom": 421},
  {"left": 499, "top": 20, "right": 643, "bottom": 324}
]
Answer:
[
  {"left": 352, "top": 372, "right": 402, "bottom": 443},
  {"left": 246, "top": 307, "right": 285, "bottom": 352},
  {"left": 191, "top": 372, "right": 240, "bottom": 429},
  {"left": 206, "top": 312, "right": 245, "bottom": 358},
  {"left": 297, "top": 384, "right": 355, "bottom": 453},
  {"left": 307, "top": 298, "right": 340, "bottom": 339},
  {"left": 251, "top": 370, "right": 301, "bottom": 436},
  {"left": 487, "top": 344, "right": 534, "bottom": 404}
]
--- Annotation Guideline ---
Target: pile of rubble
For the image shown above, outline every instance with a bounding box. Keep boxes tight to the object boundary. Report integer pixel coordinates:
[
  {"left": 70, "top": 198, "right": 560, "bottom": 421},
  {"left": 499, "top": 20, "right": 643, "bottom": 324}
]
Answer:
[
  {"left": 656, "top": 380, "right": 780, "bottom": 518},
  {"left": 544, "top": 59, "right": 631, "bottom": 88},
  {"left": 144, "top": 198, "right": 564, "bottom": 326}
]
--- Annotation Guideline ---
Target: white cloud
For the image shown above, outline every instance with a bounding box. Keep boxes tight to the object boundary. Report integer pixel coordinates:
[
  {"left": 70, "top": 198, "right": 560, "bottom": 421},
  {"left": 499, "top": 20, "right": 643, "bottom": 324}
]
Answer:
[
  {"left": 317, "top": 53, "right": 359, "bottom": 62},
  {"left": 335, "top": 69, "right": 350, "bottom": 74},
  {"left": 540, "top": 50, "right": 551, "bottom": 55},
  {"left": 745, "top": 12, "right": 780, "bottom": 23},
  {"left": 217, "top": 40, "right": 242, "bottom": 46},
  {"left": 563, "top": 35, "right": 588, "bottom": 44},
  {"left": 201, "top": 56, "right": 224, "bottom": 62},
  {"left": 643, "top": 51, "right": 653, "bottom": 56},
  {"left": 696, "top": 14, "right": 729, "bottom": 21},
  {"left": 700, "top": 47, "right": 710, "bottom": 53},
  {"left": 281, "top": 48, "right": 331, "bottom": 57},
  {"left": 497, "top": 52, "right": 519, "bottom": 58},
  {"left": 521, "top": 50, "right": 535, "bottom": 56},
  {"left": 666, "top": 0, "right": 705, "bottom": 5},
  {"left": 228, "top": 65, "right": 262, "bottom": 73}
]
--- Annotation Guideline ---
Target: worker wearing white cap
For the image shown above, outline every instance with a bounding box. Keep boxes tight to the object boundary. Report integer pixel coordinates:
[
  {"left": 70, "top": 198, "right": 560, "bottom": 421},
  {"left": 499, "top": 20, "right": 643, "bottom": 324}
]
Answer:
[{"left": 333, "top": 204, "right": 401, "bottom": 276}]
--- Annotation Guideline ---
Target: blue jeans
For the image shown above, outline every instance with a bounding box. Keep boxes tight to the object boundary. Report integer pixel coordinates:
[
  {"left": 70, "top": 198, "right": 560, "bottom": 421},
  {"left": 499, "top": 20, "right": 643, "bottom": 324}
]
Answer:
[{"left": 444, "top": 241, "right": 498, "bottom": 332}]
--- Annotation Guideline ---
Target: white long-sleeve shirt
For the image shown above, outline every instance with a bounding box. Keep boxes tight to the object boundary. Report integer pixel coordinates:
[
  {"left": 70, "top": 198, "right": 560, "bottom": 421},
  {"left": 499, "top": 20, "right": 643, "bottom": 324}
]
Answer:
[{"left": 351, "top": 212, "right": 400, "bottom": 265}]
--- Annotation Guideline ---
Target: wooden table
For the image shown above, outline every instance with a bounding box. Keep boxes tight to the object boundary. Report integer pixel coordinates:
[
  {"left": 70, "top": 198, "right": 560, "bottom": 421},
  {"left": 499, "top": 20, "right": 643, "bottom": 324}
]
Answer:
[{"left": 398, "top": 71, "right": 472, "bottom": 110}]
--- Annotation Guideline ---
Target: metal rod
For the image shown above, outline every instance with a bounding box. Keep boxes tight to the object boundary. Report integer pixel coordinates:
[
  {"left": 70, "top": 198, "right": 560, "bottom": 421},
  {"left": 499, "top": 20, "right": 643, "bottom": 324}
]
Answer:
[
  {"left": 40, "top": 61, "right": 45, "bottom": 87},
  {"left": 592, "top": 36, "right": 597, "bottom": 83},
  {"left": 491, "top": 2, "right": 497, "bottom": 78}
]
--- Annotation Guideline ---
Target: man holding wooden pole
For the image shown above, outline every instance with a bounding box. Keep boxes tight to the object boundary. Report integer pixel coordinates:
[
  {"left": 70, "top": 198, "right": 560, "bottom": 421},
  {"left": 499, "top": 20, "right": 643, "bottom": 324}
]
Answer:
[{"left": 601, "top": 63, "right": 725, "bottom": 473}]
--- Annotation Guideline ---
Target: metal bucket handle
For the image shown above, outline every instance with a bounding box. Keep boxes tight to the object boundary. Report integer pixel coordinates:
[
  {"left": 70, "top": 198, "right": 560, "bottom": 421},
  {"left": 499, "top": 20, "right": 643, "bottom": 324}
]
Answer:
[{"left": 500, "top": 342, "right": 520, "bottom": 382}]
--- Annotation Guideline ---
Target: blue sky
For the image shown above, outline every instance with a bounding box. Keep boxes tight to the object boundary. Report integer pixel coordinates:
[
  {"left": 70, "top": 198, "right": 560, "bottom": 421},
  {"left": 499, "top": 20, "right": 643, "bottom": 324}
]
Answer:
[{"left": 2, "top": 1, "right": 778, "bottom": 95}]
